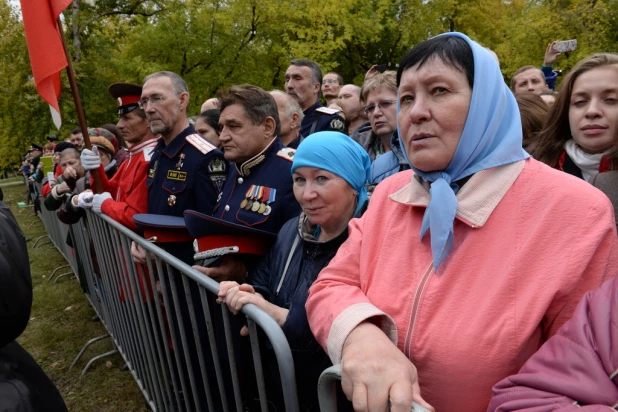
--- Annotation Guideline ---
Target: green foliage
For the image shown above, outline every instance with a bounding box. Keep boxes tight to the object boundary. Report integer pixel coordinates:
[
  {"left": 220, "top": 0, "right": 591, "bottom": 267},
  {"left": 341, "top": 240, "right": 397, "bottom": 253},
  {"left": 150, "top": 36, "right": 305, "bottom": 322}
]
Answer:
[{"left": 2, "top": 0, "right": 618, "bottom": 167}]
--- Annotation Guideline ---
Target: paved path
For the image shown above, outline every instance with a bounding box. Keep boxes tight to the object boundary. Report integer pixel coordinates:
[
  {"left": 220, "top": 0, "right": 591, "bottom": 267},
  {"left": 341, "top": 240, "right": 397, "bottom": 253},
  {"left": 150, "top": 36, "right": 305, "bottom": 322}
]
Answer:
[{"left": 0, "top": 181, "right": 25, "bottom": 187}]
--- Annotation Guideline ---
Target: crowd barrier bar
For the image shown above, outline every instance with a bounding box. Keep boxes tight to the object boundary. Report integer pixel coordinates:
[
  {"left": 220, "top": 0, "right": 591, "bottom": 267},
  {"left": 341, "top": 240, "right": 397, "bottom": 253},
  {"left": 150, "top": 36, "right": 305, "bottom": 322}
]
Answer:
[
  {"left": 34, "top": 192, "right": 300, "bottom": 411},
  {"left": 318, "top": 364, "right": 341, "bottom": 412}
]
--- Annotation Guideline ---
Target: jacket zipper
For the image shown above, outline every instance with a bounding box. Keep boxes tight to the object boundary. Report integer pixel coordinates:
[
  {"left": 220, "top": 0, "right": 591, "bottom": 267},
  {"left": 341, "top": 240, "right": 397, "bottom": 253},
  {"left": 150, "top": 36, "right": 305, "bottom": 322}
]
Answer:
[{"left": 403, "top": 261, "right": 434, "bottom": 358}]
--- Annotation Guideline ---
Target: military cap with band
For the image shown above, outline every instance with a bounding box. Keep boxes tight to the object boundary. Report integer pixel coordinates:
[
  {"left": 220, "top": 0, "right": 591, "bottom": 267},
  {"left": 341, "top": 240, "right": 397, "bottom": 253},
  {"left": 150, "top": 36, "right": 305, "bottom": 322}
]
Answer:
[
  {"left": 133, "top": 214, "right": 193, "bottom": 244},
  {"left": 183, "top": 210, "right": 277, "bottom": 261},
  {"left": 108, "top": 82, "right": 142, "bottom": 116}
]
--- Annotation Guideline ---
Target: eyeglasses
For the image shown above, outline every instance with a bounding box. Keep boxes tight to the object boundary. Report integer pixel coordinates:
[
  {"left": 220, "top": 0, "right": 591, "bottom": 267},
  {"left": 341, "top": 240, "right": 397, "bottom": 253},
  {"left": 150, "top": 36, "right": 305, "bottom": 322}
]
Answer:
[
  {"left": 138, "top": 95, "right": 166, "bottom": 110},
  {"left": 323, "top": 79, "right": 338, "bottom": 84},
  {"left": 363, "top": 100, "right": 396, "bottom": 116}
]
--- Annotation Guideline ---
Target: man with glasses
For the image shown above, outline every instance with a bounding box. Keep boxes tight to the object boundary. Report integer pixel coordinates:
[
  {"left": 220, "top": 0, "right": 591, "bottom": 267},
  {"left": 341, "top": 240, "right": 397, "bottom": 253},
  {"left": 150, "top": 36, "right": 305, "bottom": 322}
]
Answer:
[
  {"left": 322, "top": 72, "right": 343, "bottom": 106},
  {"left": 141, "top": 71, "right": 227, "bottom": 222},
  {"left": 285, "top": 59, "right": 345, "bottom": 140}
]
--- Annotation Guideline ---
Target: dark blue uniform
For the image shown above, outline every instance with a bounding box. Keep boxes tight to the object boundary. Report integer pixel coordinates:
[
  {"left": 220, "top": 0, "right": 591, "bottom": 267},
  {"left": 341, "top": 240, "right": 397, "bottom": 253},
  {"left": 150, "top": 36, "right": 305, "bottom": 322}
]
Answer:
[
  {"left": 213, "top": 138, "right": 301, "bottom": 234},
  {"left": 146, "top": 125, "right": 227, "bottom": 217},
  {"left": 299, "top": 101, "right": 346, "bottom": 140}
]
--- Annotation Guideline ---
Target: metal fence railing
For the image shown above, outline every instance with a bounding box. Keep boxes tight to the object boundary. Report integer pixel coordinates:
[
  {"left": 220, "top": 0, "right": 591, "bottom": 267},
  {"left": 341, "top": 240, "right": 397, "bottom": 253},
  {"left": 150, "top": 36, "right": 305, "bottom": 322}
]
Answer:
[{"left": 34, "top": 196, "right": 300, "bottom": 411}]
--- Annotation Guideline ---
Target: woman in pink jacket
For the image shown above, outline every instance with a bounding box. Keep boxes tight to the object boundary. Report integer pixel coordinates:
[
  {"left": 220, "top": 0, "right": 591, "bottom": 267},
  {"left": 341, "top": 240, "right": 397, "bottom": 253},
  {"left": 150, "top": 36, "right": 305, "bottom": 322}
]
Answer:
[
  {"left": 489, "top": 275, "right": 618, "bottom": 410},
  {"left": 305, "top": 32, "right": 618, "bottom": 412}
]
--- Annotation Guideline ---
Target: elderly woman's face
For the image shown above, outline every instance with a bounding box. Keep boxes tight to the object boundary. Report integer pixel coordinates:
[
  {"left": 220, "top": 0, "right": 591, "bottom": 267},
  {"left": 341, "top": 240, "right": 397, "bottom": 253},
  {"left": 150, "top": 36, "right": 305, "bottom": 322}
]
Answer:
[
  {"left": 366, "top": 88, "right": 398, "bottom": 138},
  {"left": 293, "top": 167, "right": 357, "bottom": 230},
  {"left": 398, "top": 58, "right": 471, "bottom": 172},
  {"left": 60, "top": 154, "right": 85, "bottom": 177}
]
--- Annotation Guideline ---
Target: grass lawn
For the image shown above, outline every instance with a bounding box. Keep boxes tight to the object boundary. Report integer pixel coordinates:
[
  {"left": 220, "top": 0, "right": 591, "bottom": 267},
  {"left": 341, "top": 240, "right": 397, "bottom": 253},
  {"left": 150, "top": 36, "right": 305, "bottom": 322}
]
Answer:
[{"left": 4, "top": 183, "right": 147, "bottom": 411}]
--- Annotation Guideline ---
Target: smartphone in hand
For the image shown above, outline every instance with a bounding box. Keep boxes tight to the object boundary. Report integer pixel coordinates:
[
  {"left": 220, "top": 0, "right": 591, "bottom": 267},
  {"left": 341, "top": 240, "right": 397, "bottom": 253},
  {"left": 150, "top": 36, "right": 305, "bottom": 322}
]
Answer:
[{"left": 553, "top": 39, "right": 577, "bottom": 53}]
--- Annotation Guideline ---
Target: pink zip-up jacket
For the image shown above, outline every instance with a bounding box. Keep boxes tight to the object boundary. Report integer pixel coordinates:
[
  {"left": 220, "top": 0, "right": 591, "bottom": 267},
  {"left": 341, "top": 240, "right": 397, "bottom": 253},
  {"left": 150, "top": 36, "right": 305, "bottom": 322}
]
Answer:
[
  {"left": 488, "top": 275, "right": 618, "bottom": 411},
  {"left": 306, "top": 158, "right": 618, "bottom": 412}
]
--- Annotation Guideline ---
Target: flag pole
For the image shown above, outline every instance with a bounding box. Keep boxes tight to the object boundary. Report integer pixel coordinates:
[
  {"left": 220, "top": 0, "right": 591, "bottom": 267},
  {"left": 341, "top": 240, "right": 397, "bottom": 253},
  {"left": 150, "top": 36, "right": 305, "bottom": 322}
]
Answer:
[{"left": 56, "top": 16, "right": 102, "bottom": 193}]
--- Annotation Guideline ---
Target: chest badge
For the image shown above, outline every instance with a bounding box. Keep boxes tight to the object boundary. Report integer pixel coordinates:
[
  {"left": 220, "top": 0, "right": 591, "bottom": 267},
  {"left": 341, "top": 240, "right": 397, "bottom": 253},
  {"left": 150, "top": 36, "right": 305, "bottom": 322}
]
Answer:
[
  {"left": 176, "top": 153, "right": 185, "bottom": 170},
  {"left": 168, "top": 195, "right": 177, "bottom": 206},
  {"left": 148, "top": 160, "right": 158, "bottom": 179}
]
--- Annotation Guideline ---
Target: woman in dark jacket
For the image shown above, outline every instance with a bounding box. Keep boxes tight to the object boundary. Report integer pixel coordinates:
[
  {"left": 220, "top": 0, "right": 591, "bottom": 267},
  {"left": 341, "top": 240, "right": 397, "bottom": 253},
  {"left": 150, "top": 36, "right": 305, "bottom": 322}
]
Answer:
[{"left": 218, "top": 131, "right": 370, "bottom": 410}]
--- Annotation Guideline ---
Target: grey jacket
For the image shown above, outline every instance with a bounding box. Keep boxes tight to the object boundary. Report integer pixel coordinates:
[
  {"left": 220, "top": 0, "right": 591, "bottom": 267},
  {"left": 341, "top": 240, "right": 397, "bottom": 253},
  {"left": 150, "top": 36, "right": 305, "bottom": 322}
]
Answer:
[
  {"left": 590, "top": 171, "right": 618, "bottom": 231},
  {"left": 369, "top": 132, "right": 410, "bottom": 185}
]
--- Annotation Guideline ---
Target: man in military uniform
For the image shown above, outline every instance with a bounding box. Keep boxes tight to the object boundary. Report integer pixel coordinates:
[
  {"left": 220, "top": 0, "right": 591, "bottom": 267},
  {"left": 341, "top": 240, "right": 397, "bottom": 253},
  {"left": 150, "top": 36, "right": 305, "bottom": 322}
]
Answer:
[
  {"left": 131, "top": 71, "right": 227, "bottom": 264},
  {"left": 285, "top": 59, "right": 345, "bottom": 143},
  {"left": 193, "top": 84, "right": 301, "bottom": 282},
  {"left": 142, "top": 71, "right": 227, "bottom": 218},
  {"left": 78, "top": 82, "right": 158, "bottom": 230}
]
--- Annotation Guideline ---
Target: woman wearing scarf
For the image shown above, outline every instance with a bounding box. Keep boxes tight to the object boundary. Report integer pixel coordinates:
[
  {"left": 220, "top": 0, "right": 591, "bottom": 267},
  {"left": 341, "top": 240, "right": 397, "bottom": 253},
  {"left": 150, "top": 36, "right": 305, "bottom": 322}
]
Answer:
[
  {"left": 533, "top": 54, "right": 618, "bottom": 181},
  {"left": 218, "top": 131, "right": 369, "bottom": 411},
  {"left": 305, "top": 33, "right": 618, "bottom": 412}
]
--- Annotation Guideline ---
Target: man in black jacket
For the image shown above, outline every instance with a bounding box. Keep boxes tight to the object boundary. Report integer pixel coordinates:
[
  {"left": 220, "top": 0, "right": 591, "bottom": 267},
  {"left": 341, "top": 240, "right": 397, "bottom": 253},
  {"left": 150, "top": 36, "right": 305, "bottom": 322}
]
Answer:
[{"left": 0, "top": 201, "right": 67, "bottom": 411}]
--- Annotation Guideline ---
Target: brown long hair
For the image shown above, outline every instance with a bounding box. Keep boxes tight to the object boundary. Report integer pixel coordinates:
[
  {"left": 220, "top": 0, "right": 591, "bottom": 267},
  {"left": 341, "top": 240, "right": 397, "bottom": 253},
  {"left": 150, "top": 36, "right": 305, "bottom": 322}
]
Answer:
[
  {"left": 516, "top": 93, "right": 548, "bottom": 152},
  {"left": 531, "top": 53, "right": 618, "bottom": 167}
]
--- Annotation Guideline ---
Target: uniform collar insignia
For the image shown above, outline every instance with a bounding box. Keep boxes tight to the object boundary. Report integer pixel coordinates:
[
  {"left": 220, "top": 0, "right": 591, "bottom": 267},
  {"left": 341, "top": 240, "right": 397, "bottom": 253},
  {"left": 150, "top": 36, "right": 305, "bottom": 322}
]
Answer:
[{"left": 236, "top": 138, "right": 277, "bottom": 176}]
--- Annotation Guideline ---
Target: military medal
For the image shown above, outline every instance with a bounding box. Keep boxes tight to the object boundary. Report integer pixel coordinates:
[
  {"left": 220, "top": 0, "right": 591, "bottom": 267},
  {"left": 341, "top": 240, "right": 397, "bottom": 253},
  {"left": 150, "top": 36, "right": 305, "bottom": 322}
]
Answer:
[
  {"left": 240, "top": 185, "right": 252, "bottom": 209},
  {"left": 168, "top": 195, "right": 177, "bottom": 206},
  {"left": 258, "top": 187, "right": 269, "bottom": 214},
  {"left": 245, "top": 185, "right": 256, "bottom": 210},
  {"left": 263, "top": 188, "right": 276, "bottom": 216},
  {"left": 251, "top": 186, "right": 263, "bottom": 212}
]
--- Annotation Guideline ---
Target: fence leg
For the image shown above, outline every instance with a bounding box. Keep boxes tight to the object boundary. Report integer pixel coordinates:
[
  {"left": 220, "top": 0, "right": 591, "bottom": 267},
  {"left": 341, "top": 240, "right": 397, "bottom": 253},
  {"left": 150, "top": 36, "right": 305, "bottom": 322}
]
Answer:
[
  {"left": 35, "top": 239, "right": 52, "bottom": 248},
  {"left": 81, "top": 349, "right": 119, "bottom": 376},
  {"left": 28, "top": 219, "right": 42, "bottom": 229},
  {"left": 32, "top": 235, "right": 50, "bottom": 247},
  {"left": 54, "top": 272, "right": 76, "bottom": 284},
  {"left": 48, "top": 265, "right": 72, "bottom": 283},
  {"left": 69, "top": 334, "right": 111, "bottom": 370}
]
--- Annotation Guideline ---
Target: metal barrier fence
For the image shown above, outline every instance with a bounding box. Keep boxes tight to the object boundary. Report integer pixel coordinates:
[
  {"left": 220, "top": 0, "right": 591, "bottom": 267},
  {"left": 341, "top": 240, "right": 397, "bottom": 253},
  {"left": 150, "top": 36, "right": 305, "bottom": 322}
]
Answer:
[{"left": 35, "top": 198, "right": 300, "bottom": 412}]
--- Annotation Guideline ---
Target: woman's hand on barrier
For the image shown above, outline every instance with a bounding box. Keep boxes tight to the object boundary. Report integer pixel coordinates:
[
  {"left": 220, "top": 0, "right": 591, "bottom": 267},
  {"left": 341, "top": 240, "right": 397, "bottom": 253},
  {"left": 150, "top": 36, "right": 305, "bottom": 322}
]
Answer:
[
  {"left": 131, "top": 241, "right": 147, "bottom": 264},
  {"left": 218, "top": 281, "right": 242, "bottom": 300},
  {"left": 341, "top": 322, "right": 434, "bottom": 412},
  {"left": 221, "top": 283, "right": 256, "bottom": 315},
  {"left": 192, "top": 256, "right": 247, "bottom": 283}
]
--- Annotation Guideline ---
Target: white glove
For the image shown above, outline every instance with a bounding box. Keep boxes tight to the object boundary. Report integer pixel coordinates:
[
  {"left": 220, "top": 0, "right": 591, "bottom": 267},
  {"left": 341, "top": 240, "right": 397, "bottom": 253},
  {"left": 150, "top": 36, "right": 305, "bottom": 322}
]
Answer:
[
  {"left": 77, "top": 191, "right": 94, "bottom": 208},
  {"left": 92, "top": 192, "right": 112, "bottom": 214},
  {"left": 80, "top": 146, "right": 101, "bottom": 170}
]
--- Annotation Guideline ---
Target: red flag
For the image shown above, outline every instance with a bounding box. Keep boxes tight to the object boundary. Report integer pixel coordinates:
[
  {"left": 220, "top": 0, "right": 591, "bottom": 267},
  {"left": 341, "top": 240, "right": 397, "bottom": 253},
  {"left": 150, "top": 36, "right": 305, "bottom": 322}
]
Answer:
[{"left": 20, "top": 0, "right": 73, "bottom": 129}]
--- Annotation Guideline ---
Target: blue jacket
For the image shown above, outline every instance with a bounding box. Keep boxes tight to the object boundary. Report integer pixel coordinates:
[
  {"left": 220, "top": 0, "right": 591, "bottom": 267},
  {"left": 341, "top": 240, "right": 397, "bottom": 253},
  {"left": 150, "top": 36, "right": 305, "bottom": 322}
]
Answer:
[
  {"left": 249, "top": 211, "right": 360, "bottom": 410},
  {"left": 369, "top": 131, "right": 410, "bottom": 185},
  {"left": 542, "top": 65, "right": 558, "bottom": 90}
]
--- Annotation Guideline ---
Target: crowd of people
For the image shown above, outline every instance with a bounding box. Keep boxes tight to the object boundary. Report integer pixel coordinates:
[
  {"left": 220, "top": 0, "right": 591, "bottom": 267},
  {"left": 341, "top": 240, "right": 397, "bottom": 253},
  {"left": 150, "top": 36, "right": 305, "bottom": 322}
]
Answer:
[{"left": 16, "top": 30, "right": 618, "bottom": 411}]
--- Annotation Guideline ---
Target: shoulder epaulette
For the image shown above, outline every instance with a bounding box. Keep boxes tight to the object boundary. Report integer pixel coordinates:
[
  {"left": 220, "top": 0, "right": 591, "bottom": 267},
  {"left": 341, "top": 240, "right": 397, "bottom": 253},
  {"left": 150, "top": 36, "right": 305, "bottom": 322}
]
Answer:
[
  {"left": 316, "top": 106, "right": 340, "bottom": 115},
  {"left": 276, "top": 147, "right": 296, "bottom": 161},
  {"left": 186, "top": 133, "right": 216, "bottom": 155}
]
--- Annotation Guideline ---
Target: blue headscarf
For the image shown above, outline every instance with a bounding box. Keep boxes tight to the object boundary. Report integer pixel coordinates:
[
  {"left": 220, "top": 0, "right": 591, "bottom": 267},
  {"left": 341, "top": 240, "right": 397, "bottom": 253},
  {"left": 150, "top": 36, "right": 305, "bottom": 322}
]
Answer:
[
  {"left": 397, "top": 32, "right": 530, "bottom": 271},
  {"left": 292, "top": 131, "right": 371, "bottom": 217}
]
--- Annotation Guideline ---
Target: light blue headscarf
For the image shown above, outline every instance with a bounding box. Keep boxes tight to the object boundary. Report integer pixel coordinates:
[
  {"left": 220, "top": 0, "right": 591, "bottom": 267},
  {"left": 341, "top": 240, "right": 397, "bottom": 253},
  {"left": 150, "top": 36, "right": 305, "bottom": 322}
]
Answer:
[
  {"left": 292, "top": 131, "right": 371, "bottom": 217},
  {"left": 398, "top": 32, "right": 530, "bottom": 271}
]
